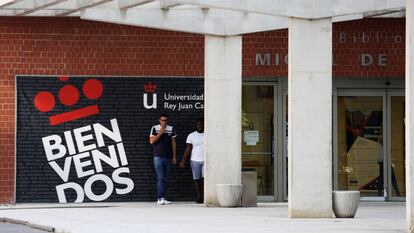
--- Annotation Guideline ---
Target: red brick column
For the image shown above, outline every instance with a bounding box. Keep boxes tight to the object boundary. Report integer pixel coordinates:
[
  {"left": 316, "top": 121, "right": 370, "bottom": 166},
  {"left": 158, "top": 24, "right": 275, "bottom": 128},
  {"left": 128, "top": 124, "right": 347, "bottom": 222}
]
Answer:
[{"left": 0, "top": 74, "right": 15, "bottom": 203}]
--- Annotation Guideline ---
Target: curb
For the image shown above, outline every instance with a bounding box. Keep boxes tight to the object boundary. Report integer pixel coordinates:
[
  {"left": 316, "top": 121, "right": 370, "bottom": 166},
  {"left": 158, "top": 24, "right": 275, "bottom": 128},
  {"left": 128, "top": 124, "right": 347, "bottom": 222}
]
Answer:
[
  {"left": 1, "top": 217, "right": 61, "bottom": 232},
  {"left": 26, "top": 222, "right": 55, "bottom": 232},
  {"left": 3, "top": 217, "right": 29, "bottom": 225}
]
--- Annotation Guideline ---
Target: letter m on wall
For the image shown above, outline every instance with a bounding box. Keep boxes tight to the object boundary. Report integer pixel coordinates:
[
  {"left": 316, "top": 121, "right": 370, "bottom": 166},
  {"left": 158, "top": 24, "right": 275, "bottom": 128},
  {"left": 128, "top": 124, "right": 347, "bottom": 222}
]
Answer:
[{"left": 256, "top": 53, "right": 270, "bottom": 66}]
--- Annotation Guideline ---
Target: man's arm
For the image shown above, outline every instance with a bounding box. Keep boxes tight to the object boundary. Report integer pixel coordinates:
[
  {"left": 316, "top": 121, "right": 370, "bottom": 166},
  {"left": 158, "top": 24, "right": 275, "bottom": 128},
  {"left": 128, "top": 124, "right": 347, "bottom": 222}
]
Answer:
[
  {"left": 180, "top": 143, "right": 193, "bottom": 168},
  {"left": 171, "top": 137, "right": 177, "bottom": 165},
  {"left": 149, "top": 126, "right": 165, "bottom": 144}
]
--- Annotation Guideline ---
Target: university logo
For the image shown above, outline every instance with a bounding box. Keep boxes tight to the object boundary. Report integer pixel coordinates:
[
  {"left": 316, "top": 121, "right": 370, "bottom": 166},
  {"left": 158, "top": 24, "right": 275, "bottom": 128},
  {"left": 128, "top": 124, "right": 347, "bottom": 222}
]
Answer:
[
  {"left": 33, "top": 77, "right": 103, "bottom": 125},
  {"left": 143, "top": 82, "right": 157, "bottom": 109},
  {"left": 32, "top": 77, "right": 134, "bottom": 203}
]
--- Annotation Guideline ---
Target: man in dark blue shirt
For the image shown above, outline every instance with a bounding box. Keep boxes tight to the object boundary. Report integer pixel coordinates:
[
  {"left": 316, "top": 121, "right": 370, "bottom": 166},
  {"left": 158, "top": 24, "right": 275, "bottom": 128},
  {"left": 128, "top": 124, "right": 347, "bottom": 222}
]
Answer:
[{"left": 149, "top": 113, "right": 177, "bottom": 205}]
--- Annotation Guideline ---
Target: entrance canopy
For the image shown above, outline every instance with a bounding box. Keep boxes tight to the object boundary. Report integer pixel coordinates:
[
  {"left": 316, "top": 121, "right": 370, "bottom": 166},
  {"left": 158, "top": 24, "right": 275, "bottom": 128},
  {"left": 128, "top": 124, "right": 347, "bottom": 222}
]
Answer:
[{"left": 0, "top": 0, "right": 406, "bottom": 35}]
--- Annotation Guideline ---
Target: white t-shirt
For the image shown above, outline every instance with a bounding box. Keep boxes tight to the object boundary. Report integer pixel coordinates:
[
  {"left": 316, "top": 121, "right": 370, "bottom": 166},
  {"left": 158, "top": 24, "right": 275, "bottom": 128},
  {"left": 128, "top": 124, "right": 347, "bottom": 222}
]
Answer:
[{"left": 186, "top": 131, "right": 204, "bottom": 162}]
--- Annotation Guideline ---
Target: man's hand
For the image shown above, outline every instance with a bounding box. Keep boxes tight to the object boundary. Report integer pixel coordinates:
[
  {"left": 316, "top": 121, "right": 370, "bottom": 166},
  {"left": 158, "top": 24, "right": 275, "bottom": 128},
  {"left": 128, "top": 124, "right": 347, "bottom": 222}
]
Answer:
[
  {"left": 172, "top": 158, "right": 177, "bottom": 165},
  {"left": 159, "top": 126, "right": 165, "bottom": 135},
  {"left": 179, "top": 160, "right": 185, "bottom": 168},
  {"left": 149, "top": 125, "right": 166, "bottom": 144}
]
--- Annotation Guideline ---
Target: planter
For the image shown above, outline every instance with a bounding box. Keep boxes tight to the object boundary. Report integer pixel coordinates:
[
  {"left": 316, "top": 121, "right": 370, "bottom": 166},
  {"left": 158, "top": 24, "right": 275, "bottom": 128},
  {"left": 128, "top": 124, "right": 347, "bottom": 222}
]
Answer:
[
  {"left": 216, "top": 184, "right": 242, "bottom": 207},
  {"left": 332, "top": 191, "right": 360, "bottom": 218}
]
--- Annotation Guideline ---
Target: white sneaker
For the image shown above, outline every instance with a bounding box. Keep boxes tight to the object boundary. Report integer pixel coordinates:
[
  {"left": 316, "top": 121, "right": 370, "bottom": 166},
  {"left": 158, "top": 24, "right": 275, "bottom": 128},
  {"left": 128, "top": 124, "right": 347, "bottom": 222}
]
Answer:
[
  {"left": 157, "top": 198, "right": 165, "bottom": 205},
  {"left": 162, "top": 198, "right": 172, "bottom": 205}
]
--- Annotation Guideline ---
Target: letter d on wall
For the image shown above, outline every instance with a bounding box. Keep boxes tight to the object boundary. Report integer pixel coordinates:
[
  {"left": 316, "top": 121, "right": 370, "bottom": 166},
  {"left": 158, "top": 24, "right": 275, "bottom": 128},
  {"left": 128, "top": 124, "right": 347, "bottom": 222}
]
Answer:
[
  {"left": 361, "top": 54, "right": 373, "bottom": 66},
  {"left": 56, "top": 182, "right": 85, "bottom": 203}
]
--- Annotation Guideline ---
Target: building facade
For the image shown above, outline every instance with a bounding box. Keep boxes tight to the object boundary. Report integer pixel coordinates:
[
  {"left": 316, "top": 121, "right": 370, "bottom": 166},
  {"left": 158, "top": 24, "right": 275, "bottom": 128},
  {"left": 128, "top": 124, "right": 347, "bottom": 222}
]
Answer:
[{"left": 0, "top": 17, "right": 405, "bottom": 204}]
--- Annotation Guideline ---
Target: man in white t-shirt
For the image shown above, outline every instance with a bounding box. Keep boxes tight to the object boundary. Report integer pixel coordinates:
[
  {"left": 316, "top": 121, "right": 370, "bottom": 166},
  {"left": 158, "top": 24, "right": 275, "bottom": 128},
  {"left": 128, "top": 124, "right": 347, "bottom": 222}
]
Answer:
[{"left": 180, "top": 118, "right": 204, "bottom": 203}]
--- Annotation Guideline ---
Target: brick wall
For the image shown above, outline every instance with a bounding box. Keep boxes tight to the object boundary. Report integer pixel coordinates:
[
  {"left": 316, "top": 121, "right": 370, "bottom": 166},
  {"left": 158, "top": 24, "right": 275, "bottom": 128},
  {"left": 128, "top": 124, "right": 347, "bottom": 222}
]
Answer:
[
  {"left": 243, "top": 18, "right": 405, "bottom": 78},
  {"left": 0, "top": 17, "right": 204, "bottom": 203},
  {"left": 333, "top": 18, "right": 405, "bottom": 78},
  {"left": 0, "top": 17, "right": 406, "bottom": 203}
]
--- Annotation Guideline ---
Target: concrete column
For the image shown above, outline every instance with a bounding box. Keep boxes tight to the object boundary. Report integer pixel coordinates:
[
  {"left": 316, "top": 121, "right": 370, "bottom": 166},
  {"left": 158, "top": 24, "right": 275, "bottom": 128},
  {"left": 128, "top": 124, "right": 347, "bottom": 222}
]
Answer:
[
  {"left": 288, "top": 17, "right": 332, "bottom": 218},
  {"left": 406, "top": 1, "right": 414, "bottom": 232},
  {"left": 204, "top": 35, "right": 242, "bottom": 206}
]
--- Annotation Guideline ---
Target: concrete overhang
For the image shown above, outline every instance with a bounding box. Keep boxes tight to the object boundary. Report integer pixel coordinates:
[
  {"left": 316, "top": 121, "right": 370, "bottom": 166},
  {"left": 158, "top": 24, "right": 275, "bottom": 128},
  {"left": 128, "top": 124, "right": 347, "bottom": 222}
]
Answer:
[{"left": 0, "top": 0, "right": 406, "bottom": 35}]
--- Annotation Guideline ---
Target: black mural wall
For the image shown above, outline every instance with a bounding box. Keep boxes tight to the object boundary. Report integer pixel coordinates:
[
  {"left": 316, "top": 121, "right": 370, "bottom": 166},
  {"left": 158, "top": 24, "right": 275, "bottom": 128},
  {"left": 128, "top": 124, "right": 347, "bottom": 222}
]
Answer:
[{"left": 16, "top": 76, "right": 204, "bottom": 203}]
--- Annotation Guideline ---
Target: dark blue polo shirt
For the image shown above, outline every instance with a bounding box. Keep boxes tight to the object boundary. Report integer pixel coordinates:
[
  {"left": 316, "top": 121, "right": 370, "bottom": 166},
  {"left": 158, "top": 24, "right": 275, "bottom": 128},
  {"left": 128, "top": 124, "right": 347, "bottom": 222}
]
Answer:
[{"left": 150, "top": 124, "right": 177, "bottom": 158}]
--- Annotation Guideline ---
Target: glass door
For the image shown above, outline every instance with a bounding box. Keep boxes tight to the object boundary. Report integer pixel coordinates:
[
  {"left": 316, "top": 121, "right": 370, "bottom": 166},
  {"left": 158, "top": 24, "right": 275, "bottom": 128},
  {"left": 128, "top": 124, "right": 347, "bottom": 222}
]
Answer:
[
  {"left": 242, "top": 84, "right": 275, "bottom": 197},
  {"left": 388, "top": 90, "right": 405, "bottom": 200},
  {"left": 336, "top": 90, "right": 386, "bottom": 199}
]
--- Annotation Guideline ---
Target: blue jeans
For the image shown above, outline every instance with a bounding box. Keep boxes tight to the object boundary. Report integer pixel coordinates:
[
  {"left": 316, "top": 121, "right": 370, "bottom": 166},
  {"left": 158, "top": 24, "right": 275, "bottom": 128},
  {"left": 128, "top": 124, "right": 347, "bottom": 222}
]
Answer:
[{"left": 154, "top": 156, "right": 172, "bottom": 199}]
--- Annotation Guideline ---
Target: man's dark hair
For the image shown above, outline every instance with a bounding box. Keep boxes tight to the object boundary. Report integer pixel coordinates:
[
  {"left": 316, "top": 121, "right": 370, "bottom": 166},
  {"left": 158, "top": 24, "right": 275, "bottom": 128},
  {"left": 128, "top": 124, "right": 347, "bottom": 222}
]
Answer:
[
  {"left": 196, "top": 117, "right": 204, "bottom": 123},
  {"left": 160, "top": 113, "right": 168, "bottom": 118}
]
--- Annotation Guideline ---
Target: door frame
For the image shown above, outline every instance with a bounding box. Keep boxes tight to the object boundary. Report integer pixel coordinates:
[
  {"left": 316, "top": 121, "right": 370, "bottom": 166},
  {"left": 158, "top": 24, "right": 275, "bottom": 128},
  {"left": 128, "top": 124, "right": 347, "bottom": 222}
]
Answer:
[{"left": 282, "top": 89, "right": 288, "bottom": 201}]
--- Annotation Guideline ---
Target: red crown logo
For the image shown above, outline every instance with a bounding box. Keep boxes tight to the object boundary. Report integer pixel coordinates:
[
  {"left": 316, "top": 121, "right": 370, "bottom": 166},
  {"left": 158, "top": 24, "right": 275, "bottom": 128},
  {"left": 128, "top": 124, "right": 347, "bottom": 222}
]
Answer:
[
  {"left": 144, "top": 82, "right": 157, "bottom": 93},
  {"left": 33, "top": 77, "right": 103, "bottom": 126}
]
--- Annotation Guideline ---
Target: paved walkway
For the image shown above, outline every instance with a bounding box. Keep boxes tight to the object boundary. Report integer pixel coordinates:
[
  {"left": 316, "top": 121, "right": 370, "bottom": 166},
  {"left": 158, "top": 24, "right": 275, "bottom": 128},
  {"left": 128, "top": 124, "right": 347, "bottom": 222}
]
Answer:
[{"left": 0, "top": 202, "right": 406, "bottom": 233}]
